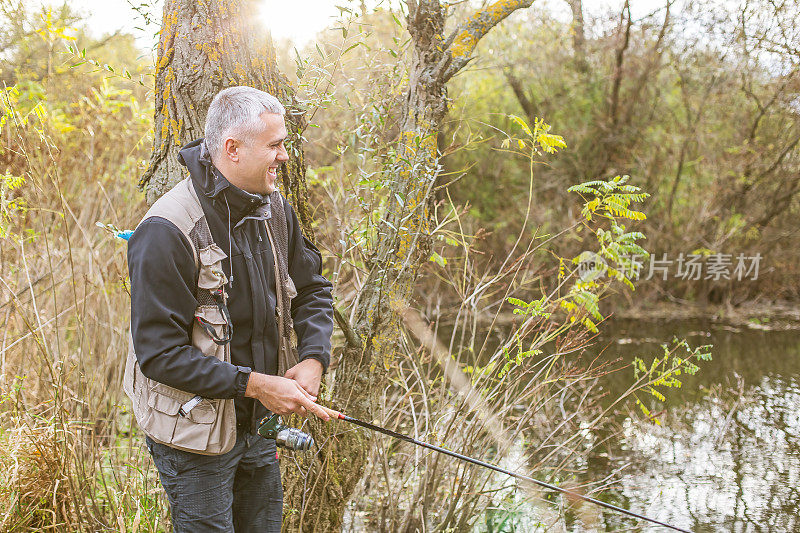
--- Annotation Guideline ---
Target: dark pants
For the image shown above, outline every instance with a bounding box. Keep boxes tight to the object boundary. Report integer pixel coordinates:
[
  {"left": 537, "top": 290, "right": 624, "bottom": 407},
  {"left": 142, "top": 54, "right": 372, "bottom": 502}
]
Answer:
[{"left": 146, "top": 432, "right": 283, "bottom": 533}]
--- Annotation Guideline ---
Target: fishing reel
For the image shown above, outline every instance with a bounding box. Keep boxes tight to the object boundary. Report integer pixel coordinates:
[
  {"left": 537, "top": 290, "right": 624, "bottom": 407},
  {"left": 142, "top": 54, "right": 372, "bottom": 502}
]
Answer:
[{"left": 257, "top": 414, "right": 314, "bottom": 451}]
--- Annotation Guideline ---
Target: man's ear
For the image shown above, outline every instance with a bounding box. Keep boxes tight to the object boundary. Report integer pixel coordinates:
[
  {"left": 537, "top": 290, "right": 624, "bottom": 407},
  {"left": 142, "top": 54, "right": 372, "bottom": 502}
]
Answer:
[{"left": 223, "top": 138, "right": 239, "bottom": 162}]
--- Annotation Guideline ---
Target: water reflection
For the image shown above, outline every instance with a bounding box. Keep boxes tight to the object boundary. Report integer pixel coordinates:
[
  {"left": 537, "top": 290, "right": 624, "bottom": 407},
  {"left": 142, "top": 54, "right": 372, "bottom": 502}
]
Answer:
[{"left": 593, "top": 322, "right": 800, "bottom": 532}]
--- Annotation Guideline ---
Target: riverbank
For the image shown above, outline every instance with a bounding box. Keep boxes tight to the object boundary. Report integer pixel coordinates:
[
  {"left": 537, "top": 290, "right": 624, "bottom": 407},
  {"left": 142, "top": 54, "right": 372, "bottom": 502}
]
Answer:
[{"left": 613, "top": 300, "right": 800, "bottom": 331}]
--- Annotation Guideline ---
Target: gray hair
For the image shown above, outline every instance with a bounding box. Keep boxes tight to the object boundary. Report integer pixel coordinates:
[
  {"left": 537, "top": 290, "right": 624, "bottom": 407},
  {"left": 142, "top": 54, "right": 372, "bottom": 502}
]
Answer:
[{"left": 204, "top": 86, "right": 285, "bottom": 159}]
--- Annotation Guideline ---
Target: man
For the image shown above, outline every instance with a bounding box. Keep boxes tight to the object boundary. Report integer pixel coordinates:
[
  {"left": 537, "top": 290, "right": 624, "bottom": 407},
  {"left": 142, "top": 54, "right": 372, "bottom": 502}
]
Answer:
[{"left": 127, "top": 86, "right": 333, "bottom": 532}]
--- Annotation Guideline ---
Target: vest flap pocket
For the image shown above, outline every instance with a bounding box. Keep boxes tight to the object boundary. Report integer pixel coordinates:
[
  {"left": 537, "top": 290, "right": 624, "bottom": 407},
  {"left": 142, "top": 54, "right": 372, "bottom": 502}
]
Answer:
[
  {"left": 193, "top": 305, "right": 228, "bottom": 360},
  {"left": 151, "top": 381, "right": 195, "bottom": 402},
  {"left": 198, "top": 244, "right": 228, "bottom": 289},
  {"left": 186, "top": 400, "right": 216, "bottom": 424},
  {"left": 146, "top": 389, "right": 216, "bottom": 424},
  {"left": 147, "top": 391, "right": 182, "bottom": 416},
  {"left": 199, "top": 243, "right": 227, "bottom": 265},
  {"left": 195, "top": 305, "right": 226, "bottom": 325}
]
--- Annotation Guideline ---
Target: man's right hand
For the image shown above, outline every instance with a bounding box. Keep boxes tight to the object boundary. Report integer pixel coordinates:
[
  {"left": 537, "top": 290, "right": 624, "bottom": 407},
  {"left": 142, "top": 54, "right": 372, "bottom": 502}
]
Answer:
[{"left": 244, "top": 372, "right": 330, "bottom": 421}]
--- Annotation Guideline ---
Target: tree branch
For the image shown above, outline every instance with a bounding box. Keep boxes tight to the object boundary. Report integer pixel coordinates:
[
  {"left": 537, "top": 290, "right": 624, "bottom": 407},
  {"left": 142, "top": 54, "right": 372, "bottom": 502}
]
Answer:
[
  {"left": 334, "top": 307, "right": 362, "bottom": 350},
  {"left": 754, "top": 173, "right": 800, "bottom": 228},
  {"left": 608, "top": 0, "right": 631, "bottom": 126},
  {"left": 438, "top": 0, "right": 534, "bottom": 84},
  {"left": 621, "top": 0, "right": 672, "bottom": 127},
  {"left": 504, "top": 68, "right": 536, "bottom": 125}
]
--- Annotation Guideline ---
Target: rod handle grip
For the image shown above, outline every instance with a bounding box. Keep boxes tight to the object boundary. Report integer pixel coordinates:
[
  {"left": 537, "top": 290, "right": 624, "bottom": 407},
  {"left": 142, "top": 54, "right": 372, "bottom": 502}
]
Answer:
[{"left": 320, "top": 405, "right": 343, "bottom": 420}]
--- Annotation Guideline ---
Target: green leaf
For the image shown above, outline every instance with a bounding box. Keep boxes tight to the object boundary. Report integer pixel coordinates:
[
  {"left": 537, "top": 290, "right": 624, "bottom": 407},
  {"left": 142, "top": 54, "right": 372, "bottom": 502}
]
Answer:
[
  {"left": 429, "top": 252, "right": 447, "bottom": 267},
  {"left": 508, "top": 114, "right": 532, "bottom": 137}
]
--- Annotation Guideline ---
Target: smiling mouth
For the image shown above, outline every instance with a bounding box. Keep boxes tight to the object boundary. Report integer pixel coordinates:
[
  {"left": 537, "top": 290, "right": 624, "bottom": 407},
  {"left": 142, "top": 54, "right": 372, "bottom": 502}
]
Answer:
[{"left": 267, "top": 166, "right": 278, "bottom": 177}]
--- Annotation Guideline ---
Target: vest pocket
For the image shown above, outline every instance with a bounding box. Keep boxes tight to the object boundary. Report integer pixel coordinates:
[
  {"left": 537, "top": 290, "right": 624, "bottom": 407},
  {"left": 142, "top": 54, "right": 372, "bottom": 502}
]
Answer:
[
  {"left": 172, "top": 398, "right": 217, "bottom": 451},
  {"left": 192, "top": 305, "right": 229, "bottom": 361},
  {"left": 145, "top": 383, "right": 218, "bottom": 451},
  {"left": 198, "top": 243, "right": 228, "bottom": 289}
]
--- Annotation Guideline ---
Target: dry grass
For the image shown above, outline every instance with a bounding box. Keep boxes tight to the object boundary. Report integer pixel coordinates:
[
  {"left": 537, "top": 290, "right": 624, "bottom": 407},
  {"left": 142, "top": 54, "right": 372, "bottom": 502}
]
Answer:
[
  {"left": 0, "top": 82, "right": 169, "bottom": 531},
  {"left": 0, "top": 422, "right": 76, "bottom": 530}
]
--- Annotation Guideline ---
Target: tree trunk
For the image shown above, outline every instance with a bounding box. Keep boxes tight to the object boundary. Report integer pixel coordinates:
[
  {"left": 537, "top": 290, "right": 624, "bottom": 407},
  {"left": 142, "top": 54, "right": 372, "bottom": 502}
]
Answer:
[
  {"left": 140, "top": 0, "right": 312, "bottom": 231},
  {"left": 566, "top": 0, "right": 588, "bottom": 72}
]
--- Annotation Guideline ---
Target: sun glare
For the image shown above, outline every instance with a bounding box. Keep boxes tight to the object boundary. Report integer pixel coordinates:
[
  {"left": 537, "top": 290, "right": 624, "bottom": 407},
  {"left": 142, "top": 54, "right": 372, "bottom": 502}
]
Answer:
[{"left": 258, "top": 0, "right": 342, "bottom": 45}]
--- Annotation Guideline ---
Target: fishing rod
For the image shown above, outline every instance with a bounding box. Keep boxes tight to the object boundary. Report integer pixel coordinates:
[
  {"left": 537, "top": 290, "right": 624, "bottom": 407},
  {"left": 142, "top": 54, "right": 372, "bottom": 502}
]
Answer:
[{"left": 308, "top": 406, "right": 690, "bottom": 533}]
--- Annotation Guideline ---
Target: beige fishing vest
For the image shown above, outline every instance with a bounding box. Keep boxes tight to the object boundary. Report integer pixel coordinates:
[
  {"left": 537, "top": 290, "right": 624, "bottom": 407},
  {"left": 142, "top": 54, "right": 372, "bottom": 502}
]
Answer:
[{"left": 123, "top": 178, "right": 237, "bottom": 455}]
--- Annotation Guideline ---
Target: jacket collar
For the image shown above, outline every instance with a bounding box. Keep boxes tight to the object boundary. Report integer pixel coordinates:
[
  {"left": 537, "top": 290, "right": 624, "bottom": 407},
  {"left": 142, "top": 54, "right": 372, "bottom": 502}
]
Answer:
[{"left": 178, "top": 138, "right": 271, "bottom": 225}]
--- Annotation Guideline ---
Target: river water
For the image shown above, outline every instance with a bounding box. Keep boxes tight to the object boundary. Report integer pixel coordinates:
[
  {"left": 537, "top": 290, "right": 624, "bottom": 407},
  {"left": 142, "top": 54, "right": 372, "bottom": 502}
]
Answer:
[{"left": 587, "top": 319, "right": 800, "bottom": 532}]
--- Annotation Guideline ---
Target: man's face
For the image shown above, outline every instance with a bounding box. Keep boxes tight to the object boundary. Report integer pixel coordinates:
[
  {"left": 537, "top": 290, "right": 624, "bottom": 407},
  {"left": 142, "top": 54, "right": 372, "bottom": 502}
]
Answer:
[{"left": 229, "top": 112, "right": 289, "bottom": 195}]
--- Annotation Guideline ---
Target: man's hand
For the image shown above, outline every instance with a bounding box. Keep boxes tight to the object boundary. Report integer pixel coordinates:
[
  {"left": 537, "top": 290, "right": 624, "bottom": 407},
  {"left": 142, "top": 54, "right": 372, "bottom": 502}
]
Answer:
[
  {"left": 245, "top": 372, "right": 330, "bottom": 421},
  {"left": 284, "top": 358, "right": 324, "bottom": 397}
]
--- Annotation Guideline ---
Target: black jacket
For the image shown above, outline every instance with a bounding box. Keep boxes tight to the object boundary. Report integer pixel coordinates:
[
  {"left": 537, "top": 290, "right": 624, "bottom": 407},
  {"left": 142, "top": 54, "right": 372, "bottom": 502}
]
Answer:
[{"left": 128, "top": 139, "right": 333, "bottom": 430}]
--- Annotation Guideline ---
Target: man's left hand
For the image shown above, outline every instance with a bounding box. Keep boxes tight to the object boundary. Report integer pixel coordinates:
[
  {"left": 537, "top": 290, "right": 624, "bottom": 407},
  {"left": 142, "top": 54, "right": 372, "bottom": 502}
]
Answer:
[{"left": 284, "top": 358, "right": 324, "bottom": 397}]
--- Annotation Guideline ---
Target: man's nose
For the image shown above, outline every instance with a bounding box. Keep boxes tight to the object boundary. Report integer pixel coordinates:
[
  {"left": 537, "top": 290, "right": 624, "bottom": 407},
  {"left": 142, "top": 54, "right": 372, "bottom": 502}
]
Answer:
[{"left": 277, "top": 144, "right": 289, "bottom": 162}]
